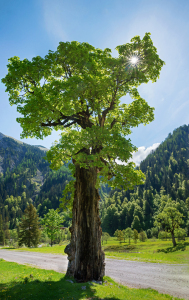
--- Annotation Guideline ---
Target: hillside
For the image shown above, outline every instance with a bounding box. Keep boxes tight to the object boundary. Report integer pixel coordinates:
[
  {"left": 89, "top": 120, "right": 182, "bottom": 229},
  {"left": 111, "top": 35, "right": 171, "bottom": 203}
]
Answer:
[
  {"left": 0, "top": 125, "right": 189, "bottom": 235},
  {"left": 0, "top": 133, "right": 72, "bottom": 228},
  {"left": 100, "top": 124, "right": 189, "bottom": 235}
]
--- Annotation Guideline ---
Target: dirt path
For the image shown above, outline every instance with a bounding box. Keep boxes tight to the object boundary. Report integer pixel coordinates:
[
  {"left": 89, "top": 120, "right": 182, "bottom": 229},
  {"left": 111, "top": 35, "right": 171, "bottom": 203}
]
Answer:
[{"left": 0, "top": 249, "right": 189, "bottom": 299}]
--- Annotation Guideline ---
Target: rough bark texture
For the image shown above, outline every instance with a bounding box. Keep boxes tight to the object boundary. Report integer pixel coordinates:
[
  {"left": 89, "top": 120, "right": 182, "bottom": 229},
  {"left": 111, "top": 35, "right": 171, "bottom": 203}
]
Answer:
[{"left": 64, "top": 164, "right": 105, "bottom": 282}]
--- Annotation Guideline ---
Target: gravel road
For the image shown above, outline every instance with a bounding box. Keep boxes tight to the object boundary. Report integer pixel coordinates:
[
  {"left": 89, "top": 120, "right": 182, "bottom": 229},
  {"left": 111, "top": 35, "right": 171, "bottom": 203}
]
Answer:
[{"left": 0, "top": 249, "right": 189, "bottom": 299}]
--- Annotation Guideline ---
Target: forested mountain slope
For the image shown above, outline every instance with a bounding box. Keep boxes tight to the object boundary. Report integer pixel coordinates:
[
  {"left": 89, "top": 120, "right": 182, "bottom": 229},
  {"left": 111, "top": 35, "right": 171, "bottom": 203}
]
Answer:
[
  {"left": 0, "top": 133, "right": 72, "bottom": 228},
  {"left": 100, "top": 124, "right": 189, "bottom": 235},
  {"left": 0, "top": 124, "right": 189, "bottom": 234}
]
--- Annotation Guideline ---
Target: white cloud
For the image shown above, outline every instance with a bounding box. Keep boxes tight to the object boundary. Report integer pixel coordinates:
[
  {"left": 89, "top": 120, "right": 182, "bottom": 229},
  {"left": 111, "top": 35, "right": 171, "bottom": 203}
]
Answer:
[
  {"left": 117, "top": 143, "right": 160, "bottom": 167},
  {"left": 130, "top": 143, "right": 160, "bottom": 166}
]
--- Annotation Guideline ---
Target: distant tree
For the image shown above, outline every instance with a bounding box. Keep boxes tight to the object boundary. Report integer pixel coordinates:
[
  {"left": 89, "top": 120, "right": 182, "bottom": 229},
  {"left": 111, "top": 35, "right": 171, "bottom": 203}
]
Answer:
[
  {"left": 117, "top": 230, "right": 124, "bottom": 244},
  {"left": 185, "top": 220, "right": 189, "bottom": 237},
  {"left": 155, "top": 206, "right": 184, "bottom": 247},
  {"left": 146, "top": 229, "right": 152, "bottom": 239},
  {"left": 133, "top": 229, "right": 138, "bottom": 243},
  {"left": 61, "top": 229, "right": 66, "bottom": 241},
  {"left": 151, "top": 227, "right": 159, "bottom": 238},
  {"left": 124, "top": 227, "right": 133, "bottom": 244},
  {"left": 175, "top": 228, "right": 186, "bottom": 241},
  {"left": 0, "top": 214, "right": 5, "bottom": 246},
  {"left": 42, "top": 209, "right": 64, "bottom": 247},
  {"left": 18, "top": 204, "right": 41, "bottom": 247},
  {"left": 10, "top": 229, "right": 18, "bottom": 244},
  {"left": 131, "top": 215, "right": 142, "bottom": 232},
  {"left": 67, "top": 229, "right": 71, "bottom": 241},
  {"left": 102, "top": 232, "right": 110, "bottom": 245},
  {"left": 186, "top": 197, "right": 189, "bottom": 210},
  {"left": 158, "top": 231, "right": 169, "bottom": 241},
  {"left": 114, "top": 229, "right": 119, "bottom": 239},
  {"left": 122, "top": 229, "right": 127, "bottom": 242},
  {"left": 139, "top": 230, "right": 147, "bottom": 242},
  {"left": 4, "top": 216, "right": 10, "bottom": 241}
]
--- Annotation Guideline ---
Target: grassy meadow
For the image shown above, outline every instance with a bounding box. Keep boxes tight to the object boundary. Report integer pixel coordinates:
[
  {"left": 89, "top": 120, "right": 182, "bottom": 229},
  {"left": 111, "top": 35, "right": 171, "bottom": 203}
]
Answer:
[
  {"left": 0, "top": 259, "right": 184, "bottom": 300},
  {"left": 102, "top": 237, "right": 189, "bottom": 264},
  {"left": 3, "top": 237, "right": 189, "bottom": 265}
]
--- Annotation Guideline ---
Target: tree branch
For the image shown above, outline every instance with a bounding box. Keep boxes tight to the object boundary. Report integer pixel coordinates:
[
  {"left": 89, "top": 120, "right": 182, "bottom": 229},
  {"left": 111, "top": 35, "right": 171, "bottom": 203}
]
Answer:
[{"left": 110, "top": 118, "right": 117, "bottom": 129}]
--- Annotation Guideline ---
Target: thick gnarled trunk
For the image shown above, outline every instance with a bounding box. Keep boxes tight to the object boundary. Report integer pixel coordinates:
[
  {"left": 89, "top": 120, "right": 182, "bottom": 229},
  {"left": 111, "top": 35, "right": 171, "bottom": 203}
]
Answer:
[{"left": 64, "top": 164, "right": 105, "bottom": 282}]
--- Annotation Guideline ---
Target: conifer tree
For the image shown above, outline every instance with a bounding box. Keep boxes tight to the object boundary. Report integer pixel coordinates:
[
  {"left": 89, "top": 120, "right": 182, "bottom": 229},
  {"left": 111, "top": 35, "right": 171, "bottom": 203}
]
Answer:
[
  {"left": 0, "top": 214, "right": 5, "bottom": 246},
  {"left": 18, "top": 204, "right": 40, "bottom": 247},
  {"left": 4, "top": 216, "right": 10, "bottom": 240}
]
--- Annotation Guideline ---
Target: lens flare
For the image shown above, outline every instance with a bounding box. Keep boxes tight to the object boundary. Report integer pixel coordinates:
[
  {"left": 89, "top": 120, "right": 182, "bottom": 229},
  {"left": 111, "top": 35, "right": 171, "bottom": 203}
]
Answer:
[{"left": 130, "top": 56, "right": 138, "bottom": 65}]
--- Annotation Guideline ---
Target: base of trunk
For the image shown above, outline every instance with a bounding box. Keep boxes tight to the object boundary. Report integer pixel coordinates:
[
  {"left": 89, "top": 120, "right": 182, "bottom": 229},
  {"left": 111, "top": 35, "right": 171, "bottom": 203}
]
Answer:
[
  {"left": 171, "top": 233, "right": 177, "bottom": 247},
  {"left": 65, "top": 164, "right": 105, "bottom": 282}
]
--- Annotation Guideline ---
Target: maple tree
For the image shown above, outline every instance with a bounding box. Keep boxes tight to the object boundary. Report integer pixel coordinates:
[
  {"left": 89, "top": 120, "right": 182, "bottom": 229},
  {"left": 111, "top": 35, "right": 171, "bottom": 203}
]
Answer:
[{"left": 2, "top": 32, "right": 164, "bottom": 281}]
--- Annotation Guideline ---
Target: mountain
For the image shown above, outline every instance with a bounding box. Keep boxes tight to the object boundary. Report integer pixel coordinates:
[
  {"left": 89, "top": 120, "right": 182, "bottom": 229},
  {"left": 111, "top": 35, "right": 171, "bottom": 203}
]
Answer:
[
  {"left": 1, "top": 124, "right": 189, "bottom": 234},
  {"left": 0, "top": 133, "right": 72, "bottom": 228},
  {"left": 100, "top": 124, "right": 189, "bottom": 235}
]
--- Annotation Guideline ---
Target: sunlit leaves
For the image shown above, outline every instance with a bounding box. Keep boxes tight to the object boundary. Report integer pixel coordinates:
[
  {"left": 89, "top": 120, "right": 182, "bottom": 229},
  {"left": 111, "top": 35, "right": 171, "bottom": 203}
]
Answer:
[{"left": 2, "top": 33, "right": 164, "bottom": 196}]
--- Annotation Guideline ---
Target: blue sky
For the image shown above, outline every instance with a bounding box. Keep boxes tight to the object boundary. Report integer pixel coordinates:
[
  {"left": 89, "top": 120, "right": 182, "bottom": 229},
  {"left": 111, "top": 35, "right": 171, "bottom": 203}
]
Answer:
[{"left": 1, "top": 0, "right": 189, "bottom": 165}]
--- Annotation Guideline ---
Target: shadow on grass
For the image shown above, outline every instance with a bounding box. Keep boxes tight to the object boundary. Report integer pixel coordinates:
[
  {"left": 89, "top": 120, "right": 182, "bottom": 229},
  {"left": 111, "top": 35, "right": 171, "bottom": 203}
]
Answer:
[
  {"left": 0, "top": 275, "right": 121, "bottom": 300},
  {"left": 1, "top": 247, "right": 16, "bottom": 250},
  {"left": 157, "top": 242, "right": 189, "bottom": 253},
  {"left": 103, "top": 244, "right": 136, "bottom": 252}
]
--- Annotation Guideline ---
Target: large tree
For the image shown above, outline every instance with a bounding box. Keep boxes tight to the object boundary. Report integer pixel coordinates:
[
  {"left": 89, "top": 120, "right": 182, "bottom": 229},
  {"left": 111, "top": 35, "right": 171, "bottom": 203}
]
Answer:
[{"left": 2, "top": 33, "right": 164, "bottom": 281}]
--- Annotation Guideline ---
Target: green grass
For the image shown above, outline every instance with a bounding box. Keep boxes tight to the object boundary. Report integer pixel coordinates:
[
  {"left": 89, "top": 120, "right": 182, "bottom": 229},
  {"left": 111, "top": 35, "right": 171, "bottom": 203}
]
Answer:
[
  {"left": 2, "top": 237, "right": 189, "bottom": 264},
  {"left": 4, "top": 244, "right": 68, "bottom": 255},
  {"left": 102, "top": 237, "right": 189, "bottom": 264},
  {"left": 0, "top": 259, "right": 183, "bottom": 300}
]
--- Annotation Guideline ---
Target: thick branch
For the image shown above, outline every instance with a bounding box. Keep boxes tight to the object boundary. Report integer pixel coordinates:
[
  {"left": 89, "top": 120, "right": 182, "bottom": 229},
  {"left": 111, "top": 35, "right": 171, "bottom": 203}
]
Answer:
[
  {"left": 99, "top": 79, "right": 119, "bottom": 127},
  {"left": 110, "top": 118, "right": 117, "bottom": 129},
  {"left": 41, "top": 117, "right": 78, "bottom": 128},
  {"left": 98, "top": 157, "right": 116, "bottom": 179}
]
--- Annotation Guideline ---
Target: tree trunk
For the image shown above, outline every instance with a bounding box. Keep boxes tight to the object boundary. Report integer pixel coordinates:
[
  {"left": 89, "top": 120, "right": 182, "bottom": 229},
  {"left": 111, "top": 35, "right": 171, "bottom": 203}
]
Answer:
[
  {"left": 171, "top": 232, "right": 177, "bottom": 247},
  {"left": 64, "top": 164, "right": 105, "bottom": 282}
]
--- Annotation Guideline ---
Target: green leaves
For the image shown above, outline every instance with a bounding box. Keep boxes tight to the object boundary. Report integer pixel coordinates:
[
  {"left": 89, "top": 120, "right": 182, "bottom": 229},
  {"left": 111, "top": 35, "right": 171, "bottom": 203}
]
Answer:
[
  {"left": 42, "top": 209, "right": 64, "bottom": 246},
  {"left": 155, "top": 203, "right": 184, "bottom": 234},
  {"left": 2, "top": 34, "right": 164, "bottom": 197}
]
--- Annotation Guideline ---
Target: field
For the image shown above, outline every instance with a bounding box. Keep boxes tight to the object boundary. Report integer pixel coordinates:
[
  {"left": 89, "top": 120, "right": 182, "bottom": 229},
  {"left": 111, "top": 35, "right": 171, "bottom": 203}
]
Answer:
[
  {"left": 102, "top": 237, "right": 189, "bottom": 264},
  {"left": 5, "top": 237, "right": 189, "bottom": 265},
  {"left": 0, "top": 259, "right": 183, "bottom": 300}
]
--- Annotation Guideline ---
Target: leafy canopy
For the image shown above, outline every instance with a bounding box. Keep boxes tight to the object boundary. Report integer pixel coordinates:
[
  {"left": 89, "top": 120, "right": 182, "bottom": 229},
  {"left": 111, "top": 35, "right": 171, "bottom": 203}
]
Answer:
[
  {"left": 2, "top": 33, "right": 164, "bottom": 196},
  {"left": 42, "top": 209, "right": 64, "bottom": 246},
  {"left": 155, "top": 201, "right": 184, "bottom": 235}
]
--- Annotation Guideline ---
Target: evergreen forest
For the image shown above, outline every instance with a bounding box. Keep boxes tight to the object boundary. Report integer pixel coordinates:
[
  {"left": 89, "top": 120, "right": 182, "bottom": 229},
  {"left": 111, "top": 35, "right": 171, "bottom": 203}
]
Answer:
[{"left": 0, "top": 124, "right": 189, "bottom": 237}]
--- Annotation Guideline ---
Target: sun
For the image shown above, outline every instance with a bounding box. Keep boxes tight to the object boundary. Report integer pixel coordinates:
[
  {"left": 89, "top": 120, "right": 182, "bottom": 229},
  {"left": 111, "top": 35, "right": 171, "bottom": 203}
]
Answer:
[{"left": 130, "top": 56, "right": 138, "bottom": 65}]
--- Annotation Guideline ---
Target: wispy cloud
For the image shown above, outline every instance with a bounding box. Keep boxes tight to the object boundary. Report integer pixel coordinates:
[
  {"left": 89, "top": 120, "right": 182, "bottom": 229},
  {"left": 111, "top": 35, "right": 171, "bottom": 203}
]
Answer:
[{"left": 41, "top": 0, "right": 68, "bottom": 43}]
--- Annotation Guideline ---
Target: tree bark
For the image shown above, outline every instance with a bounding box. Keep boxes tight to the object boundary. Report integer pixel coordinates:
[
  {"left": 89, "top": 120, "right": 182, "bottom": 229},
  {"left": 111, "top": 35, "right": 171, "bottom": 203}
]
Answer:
[
  {"left": 64, "top": 164, "right": 105, "bottom": 282},
  {"left": 171, "top": 232, "right": 177, "bottom": 247}
]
